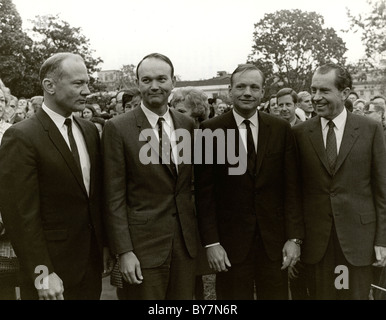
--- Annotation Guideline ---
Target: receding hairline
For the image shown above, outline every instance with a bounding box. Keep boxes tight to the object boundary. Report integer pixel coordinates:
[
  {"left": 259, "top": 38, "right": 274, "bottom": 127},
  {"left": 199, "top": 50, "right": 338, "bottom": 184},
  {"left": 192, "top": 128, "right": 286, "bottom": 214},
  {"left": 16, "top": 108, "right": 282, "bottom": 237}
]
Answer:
[{"left": 39, "top": 53, "right": 85, "bottom": 83}]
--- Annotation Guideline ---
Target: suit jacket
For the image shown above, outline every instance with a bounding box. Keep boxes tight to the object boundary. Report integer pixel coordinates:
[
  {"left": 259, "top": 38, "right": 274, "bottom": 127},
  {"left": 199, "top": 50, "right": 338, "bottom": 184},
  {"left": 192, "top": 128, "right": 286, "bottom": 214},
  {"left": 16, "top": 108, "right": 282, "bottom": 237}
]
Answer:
[
  {"left": 0, "top": 108, "right": 104, "bottom": 287},
  {"left": 195, "top": 111, "right": 304, "bottom": 263},
  {"left": 102, "top": 106, "right": 197, "bottom": 268},
  {"left": 293, "top": 112, "right": 386, "bottom": 266}
]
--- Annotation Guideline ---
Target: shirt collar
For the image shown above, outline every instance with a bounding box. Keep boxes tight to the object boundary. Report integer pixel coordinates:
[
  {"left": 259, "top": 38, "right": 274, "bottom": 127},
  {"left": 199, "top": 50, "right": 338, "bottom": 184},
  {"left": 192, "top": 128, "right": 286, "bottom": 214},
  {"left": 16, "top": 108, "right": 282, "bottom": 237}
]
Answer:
[
  {"left": 42, "top": 103, "right": 74, "bottom": 127},
  {"left": 320, "top": 107, "right": 347, "bottom": 131},
  {"left": 232, "top": 109, "right": 258, "bottom": 128},
  {"left": 140, "top": 102, "right": 172, "bottom": 129}
]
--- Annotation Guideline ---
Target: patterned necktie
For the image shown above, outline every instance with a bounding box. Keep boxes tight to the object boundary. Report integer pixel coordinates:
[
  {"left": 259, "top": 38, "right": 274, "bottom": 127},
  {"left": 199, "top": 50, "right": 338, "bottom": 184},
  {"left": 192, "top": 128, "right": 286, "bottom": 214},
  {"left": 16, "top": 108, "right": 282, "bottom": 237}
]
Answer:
[
  {"left": 157, "top": 117, "right": 177, "bottom": 177},
  {"left": 326, "top": 120, "right": 337, "bottom": 172},
  {"left": 243, "top": 119, "right": 256, "bottom": 175},
  {"left": 64, "top": 118, "right": 82, "bottom": 175}
]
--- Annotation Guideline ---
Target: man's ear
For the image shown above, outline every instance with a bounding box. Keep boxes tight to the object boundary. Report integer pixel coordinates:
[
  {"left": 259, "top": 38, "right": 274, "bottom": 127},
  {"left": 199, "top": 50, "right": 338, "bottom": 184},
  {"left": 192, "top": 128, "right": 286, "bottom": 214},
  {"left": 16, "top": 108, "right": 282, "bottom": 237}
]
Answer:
[
  {"left": 42, "top": 78, "right": 55, "bottom": 95},
  {"left": 172, "top": 76, "right": 176, "bottom": 88},
  {"left": 342, "top": 87, "right": 351, "bottom": 101}
]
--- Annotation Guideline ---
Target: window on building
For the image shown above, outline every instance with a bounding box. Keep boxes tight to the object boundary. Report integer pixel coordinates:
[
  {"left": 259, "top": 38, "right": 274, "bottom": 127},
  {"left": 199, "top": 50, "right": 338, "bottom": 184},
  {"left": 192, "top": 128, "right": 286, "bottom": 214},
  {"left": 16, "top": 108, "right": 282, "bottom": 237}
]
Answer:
[
  {"left": 360, "top": 90, "right": 364, "bottom": 95},
  {"left": 370, "top": 90, "right": 374, "bottom": 95}
]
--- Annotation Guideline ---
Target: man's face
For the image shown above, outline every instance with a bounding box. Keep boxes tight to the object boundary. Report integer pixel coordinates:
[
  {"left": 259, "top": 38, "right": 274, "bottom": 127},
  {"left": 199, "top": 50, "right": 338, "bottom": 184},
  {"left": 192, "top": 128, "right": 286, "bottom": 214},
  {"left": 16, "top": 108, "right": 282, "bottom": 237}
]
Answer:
[
  {"left": 215, "top": 103, "right": 227, "bottom": 116},
  {"left": 353, "top": 101, "right": 365, "bottom": 116},
  {"left": 18, "top": 99, "right": 27, "bottom": 110},
  {"left": 137, "top": 58, "right": 175, "bottom": 111},
  {"left": 311, "top": 70, "right": 349, "bottom": 120},
  {"left": 372, "top": 97, "right": 386, "bottom": 112},
  {"left": 365, "top": 103, "right": 383, "bottom": 123},
  {"left": 51, "top": 57, "right": 90, "bottom": 117},
  {"left": 229, "top": 70, "right": 264, "bottom": 118},
  {"left": 277, "top": 94, "right": 296, "bottom": 122},
  {"left": 348, "top": 93, "right": 358, "bottom": 103},
  {"left": 299, "top": 93, "right": 314, "bottom": 114}
]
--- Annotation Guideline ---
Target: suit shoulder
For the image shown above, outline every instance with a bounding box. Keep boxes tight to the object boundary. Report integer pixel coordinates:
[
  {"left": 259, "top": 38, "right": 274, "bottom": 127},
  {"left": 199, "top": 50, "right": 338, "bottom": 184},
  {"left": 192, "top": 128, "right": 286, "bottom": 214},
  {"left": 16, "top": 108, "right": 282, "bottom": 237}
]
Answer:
[{"left": 200, "top": 112, "right": 232, "bottom": 129}]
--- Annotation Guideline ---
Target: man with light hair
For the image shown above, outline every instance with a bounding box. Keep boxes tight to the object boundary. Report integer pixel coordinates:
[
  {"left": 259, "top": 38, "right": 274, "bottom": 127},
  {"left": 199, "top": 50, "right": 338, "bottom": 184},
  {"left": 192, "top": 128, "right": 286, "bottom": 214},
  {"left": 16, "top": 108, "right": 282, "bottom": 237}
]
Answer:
[{"left": 296, "top": 91, "right": 316, "bottom": 121}]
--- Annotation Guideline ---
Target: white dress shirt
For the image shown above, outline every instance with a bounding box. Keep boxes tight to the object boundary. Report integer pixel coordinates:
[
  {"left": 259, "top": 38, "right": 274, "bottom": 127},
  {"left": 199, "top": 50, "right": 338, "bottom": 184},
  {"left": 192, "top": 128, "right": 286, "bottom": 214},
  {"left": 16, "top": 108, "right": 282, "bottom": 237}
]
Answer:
[
  {"left": 320, "top": 107, "right": 347, "bottom": 154},
  {"left": 42, "top": 104, "right": 91, "bottom": 194},
  {"left": 232, "top": 109, "right": 259, "bottom": 153},
  {"left": 140, "top": 103, "right": 178, "bottom": 172}
]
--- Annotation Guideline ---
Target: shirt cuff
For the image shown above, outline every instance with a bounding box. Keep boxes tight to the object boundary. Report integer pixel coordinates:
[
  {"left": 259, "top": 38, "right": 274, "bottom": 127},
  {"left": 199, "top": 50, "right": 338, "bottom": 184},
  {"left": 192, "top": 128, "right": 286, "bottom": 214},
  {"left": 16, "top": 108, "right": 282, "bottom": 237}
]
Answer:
[{"left": 205, "top": 242, "right": 220, "bottom": 248}]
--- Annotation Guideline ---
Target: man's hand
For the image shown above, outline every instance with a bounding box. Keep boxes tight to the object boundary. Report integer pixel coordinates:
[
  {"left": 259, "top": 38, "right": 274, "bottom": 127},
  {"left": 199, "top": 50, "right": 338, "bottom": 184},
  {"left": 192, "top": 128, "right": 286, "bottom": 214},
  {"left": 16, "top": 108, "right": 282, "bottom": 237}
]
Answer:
[
  {"left": 36, "top": 272, "right": 64, "bottom": 300},
  {"left": 373, "top": 246, "right": 386, "bottom": 267},
  {"left": 206, "top": 244, "right": 231, "bottom": 272},
  {"left": 119, "top": 251, "right": 143, "bottom": 284},
  {"left": 281, "top": 240, "right": 301, "bottom": 270},
  {"left": 102, "top": 247, "right": 113, "bottom": 276}
]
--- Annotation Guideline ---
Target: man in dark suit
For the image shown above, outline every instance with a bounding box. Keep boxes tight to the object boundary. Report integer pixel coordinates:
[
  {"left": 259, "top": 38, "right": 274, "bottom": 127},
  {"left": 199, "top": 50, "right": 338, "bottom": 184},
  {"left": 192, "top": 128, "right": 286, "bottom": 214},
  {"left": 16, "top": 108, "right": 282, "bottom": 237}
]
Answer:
[
  {"left": 0, "top": 52, "right": 107, "bottom": 300},
  {"left": 102, "top": 53, "right": 197, "bottom": 300},
  {"left": 194, "top": 64, "right": 304, "bottom": 300},
  {"left": 292, "top": 63, "right": 386, "bottom": 299}
]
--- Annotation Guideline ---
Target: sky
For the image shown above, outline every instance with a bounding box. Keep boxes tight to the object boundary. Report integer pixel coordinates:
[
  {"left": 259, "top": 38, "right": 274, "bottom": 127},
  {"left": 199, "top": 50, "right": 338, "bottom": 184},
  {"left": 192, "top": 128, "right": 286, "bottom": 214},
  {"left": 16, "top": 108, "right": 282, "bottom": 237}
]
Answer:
[{"left": 12, "top": 0, "right": 371, "bottom": 81}]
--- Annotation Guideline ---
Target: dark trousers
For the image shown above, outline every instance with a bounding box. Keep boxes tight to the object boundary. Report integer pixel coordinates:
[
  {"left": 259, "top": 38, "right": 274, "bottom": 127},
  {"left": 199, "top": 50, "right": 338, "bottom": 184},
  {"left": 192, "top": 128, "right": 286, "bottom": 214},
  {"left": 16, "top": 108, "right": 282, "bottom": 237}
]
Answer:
[
  {"left": 19, "top": 240, "right": 102, "bottom": 300},
  {"left": 118, "top": 217, "right": 196, "bottom": 300},
  {"left": 293, "top": 223, "right": 372, "bottom": 300},
  {"left": 216, "top": 233, "right": 288, "bottom": 300}
]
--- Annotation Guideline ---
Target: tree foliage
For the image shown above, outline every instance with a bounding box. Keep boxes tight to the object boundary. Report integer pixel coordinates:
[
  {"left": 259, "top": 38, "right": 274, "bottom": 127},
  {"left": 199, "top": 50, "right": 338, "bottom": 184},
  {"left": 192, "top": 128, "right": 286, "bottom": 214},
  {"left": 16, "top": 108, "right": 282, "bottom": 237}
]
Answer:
[
  {"left": 346, "top": 0, "right": 386, "bottom": 60},
  {"left": 0, "top": 1, "right": 103, "bottom": 98},
  {"left": 247, "top": 10, "right": 347, "bottom": 98},
  {"left": 0, "top": 0, "right": 36, "bottom": 97}
]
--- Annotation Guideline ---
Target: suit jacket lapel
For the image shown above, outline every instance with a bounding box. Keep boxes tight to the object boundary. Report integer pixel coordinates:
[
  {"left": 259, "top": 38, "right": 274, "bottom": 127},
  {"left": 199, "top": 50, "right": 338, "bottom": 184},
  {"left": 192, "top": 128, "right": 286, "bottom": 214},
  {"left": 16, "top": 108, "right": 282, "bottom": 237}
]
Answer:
[
  {"left": 134, "top": 107, "right": 176, "bottom": 179},
  {"left": 255, "top": 112, "right": 270, "bottom": 178},
  {"left": 308, "top": 117, "right": 331, "bottom": 174},
  {"left": 74, "top": 117, "right": 94, "bottom": 197},
  {"left": 334, "top": 112, "right": 359, "bottom": 174},
  {"left": 36, "top": 109, "right": 88, "bottom": 196}
]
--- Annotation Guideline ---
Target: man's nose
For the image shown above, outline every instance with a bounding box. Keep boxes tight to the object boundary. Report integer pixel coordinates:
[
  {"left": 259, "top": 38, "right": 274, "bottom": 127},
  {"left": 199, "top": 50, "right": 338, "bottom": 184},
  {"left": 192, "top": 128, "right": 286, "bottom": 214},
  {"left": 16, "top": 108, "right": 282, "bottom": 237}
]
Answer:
[
  {"left": 82, "top": 84, "right": 91, "bottom": 96},
  {"left": 150, "top": 80, "right": 159, "bottom": 90},
  {"left": 243, "top": 86, "right": 252, "bottom": 96}
]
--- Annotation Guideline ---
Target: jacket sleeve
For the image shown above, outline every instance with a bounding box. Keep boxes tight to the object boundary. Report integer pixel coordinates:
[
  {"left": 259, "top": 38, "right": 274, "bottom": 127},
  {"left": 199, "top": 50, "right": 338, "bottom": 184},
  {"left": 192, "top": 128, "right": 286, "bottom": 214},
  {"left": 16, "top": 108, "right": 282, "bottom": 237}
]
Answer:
[
  {"left": 101, "top": 120, "right": 133, "bottom": 255},
  {"left": 0, "top": 127, "right": 55, "bottom": 282}
]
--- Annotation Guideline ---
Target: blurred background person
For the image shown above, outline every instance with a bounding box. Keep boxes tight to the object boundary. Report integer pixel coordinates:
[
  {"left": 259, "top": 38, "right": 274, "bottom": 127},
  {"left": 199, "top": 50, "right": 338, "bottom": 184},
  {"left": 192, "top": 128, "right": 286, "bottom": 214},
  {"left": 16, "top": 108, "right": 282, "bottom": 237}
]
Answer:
[
  {"left": 364, "top": 101, "right": 386, "bottom": 140},
  {"left": 122, "top": 87, "right": 142, "bottom": 113},
  {"left": 297, "top": 91, "right": 316, "bottom": 120},
  {"left": 82, "top": 104, "right": 105, "bottom": 138},
  {"left": 347, "top": 90, "right": 359, "bottom": 103},
  {"left": 170, "top": 87, "right": 210, "bottom": 127},
  {"left": 269, "top": 93, "right": 280, "bottom": 116},
  {"left": 14, "top": 107, "right": 27, "bottom": 123},
  {"left": 0, "top": 87, "right": 12, "bottom": 144},
  {"left": 352, "top": 99, "right": 367, "bottom": 116},
  {"left": 30, "top": 96, "right": 44, "bottom": 114},
  {"left": 276, "top": 88, "right": 303, "bottom": 126}
]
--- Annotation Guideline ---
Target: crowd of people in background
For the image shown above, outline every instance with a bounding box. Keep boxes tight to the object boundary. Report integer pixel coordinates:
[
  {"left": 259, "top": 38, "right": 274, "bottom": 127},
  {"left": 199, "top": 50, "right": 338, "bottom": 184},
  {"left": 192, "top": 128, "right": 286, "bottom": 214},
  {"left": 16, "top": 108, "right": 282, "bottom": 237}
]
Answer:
[{"left": 0, "top": 53, "right": 386, "bottom": 301}]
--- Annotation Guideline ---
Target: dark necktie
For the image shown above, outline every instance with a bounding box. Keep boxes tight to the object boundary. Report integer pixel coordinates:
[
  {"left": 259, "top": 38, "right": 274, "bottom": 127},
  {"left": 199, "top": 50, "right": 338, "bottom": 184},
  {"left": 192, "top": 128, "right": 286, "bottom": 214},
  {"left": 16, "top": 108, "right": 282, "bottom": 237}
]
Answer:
[
  {"left": 326, "top": 120, "right": 337, "bottom": 172},
  {"left": 243, "top": 119, "right": 256, "bottom": 175},
  {"left": 64, "top": 118, "right": 82, "bottom": 175},
  {"left": 157, "top": 117, "right": 177, "bottom": 177}
]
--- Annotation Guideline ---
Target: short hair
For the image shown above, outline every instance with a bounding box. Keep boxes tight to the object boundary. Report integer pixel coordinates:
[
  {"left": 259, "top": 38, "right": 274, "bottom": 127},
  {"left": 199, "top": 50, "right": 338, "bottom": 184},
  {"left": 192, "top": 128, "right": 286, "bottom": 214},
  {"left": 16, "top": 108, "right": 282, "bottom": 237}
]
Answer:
[
  {"left": 297, "top": 91, "right": 311, "bottom": 103},
  {"left": 276, "top": 88, "right": 298, "bottom": 104},
  {"left": 230, "top": 64, "right": 265, "bottom": 87},
  {"left": 348, "top": 91, "right": 359, "bottom": 99},
  {"left": 39, "top": 52, "right": 85, "bottom": 84},
  {"left": 136, "top": 53, "right": 174, "bottom": 79},
  {"left": 314, "top": 63, "right": 352, "bottom": 91},
  {"left": 371, "top": 95, "right": 386, "bottom": 103},
  {"left": 353, "top": 99, "right": 367, "bottom": 107}
]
